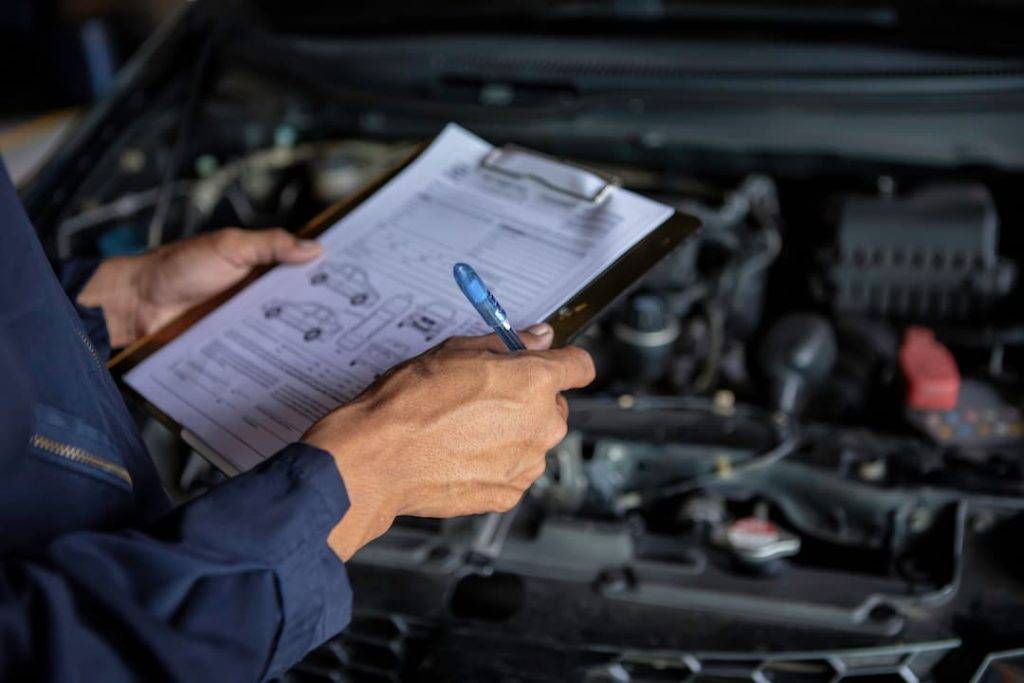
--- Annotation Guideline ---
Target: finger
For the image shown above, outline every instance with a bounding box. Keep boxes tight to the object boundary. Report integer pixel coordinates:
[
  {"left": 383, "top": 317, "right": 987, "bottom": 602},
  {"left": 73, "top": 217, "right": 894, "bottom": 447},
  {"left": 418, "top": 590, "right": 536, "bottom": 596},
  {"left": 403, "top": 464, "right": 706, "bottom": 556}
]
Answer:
[
  {"left": 219, "top": 228, "right": 322, "bottom": 267},
  {"left": 264, "top": 228, "right": 323, "bottom": 264},
  {"left": 555, "top": 393, "right": 569, "bottom": 420},
  {"left": 532, "top": 346, "right": 597, "bottom": 391},
  {"left": 444, "top": 324, "right": 552, "bottom": 353},
  {"left": 443, "top": 333, "right": 505, "bottom": 352}
]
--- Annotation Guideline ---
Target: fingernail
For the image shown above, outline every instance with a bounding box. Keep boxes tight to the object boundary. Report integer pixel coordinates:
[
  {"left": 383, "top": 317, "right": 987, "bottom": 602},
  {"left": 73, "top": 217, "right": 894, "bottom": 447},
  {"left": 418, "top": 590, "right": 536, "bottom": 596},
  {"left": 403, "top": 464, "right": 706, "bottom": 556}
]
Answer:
[
  {"left": 527, "top": 323, "right": 553, "bottom": 337},
  {"left": 297, "top": 239, "right": 322, "bottom": 251}
]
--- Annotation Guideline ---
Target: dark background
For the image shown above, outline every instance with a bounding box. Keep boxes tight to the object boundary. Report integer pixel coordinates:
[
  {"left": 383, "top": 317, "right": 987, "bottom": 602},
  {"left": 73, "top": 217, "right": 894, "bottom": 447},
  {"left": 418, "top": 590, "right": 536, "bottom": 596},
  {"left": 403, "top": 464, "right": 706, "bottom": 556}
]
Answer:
[
  {"left": 0, "top": 0, "right": 180, "bottom": 111},
  {"left": 0, "top": 0, "right": 181, "bottom": 183}
]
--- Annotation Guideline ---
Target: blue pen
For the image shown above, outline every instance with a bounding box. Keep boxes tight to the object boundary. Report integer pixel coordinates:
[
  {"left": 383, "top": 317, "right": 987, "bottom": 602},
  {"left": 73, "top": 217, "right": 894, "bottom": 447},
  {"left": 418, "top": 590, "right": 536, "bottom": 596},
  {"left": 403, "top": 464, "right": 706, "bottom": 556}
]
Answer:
[{"left": 453, "top": 263, "right": 527, "bottom": 351}]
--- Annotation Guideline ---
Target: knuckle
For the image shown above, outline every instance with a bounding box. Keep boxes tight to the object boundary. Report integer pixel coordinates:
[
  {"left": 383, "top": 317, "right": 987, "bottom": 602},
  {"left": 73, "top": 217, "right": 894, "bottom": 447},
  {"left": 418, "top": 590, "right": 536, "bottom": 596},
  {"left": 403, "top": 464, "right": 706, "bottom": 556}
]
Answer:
[
  {"left": 531, "top": 418, "right": 566, "bottom": 450},
  {"left": 216, "top": 228, "right": 250, "bottom": 256},
  {"left": 500, "top": 490, "right": 522, "bottom": 511},
  {"left": 546, "top": 418, "right": 569, "bottom": 445},
  {"left": 440, "top": 335, "right": 464, "bottom": 349},
  {"left": 388, "top": 358, "right": 416, "bottom": 380},
  {"left": 521, "top": 355, "right": 553, "bottom": 383},
  {"left": 436, "top": 333, "right": 459, "bottom": 348},
  {"left": 558, "top": 345, "right": 585, "bottom": 366},
  {"left": 417, "top": 355, "right": 444, "bottom": 377},
  {"left": 476, "top": 356, "right": 495, "bottom": 376},
  {"left": 400, "top": 355, "right": 436, "bottom": 382},
  {"left": 528, "top": 459, "right": 547, "bottom": 481},
  {"left": 572, "top": 347, "right": 597, "bottom": 380},
  {"left": 488, "top": 492, "right": 516, "bottom": 513},
  {"left": 218, "top": 227, "right": 245, "bottom": 243}
]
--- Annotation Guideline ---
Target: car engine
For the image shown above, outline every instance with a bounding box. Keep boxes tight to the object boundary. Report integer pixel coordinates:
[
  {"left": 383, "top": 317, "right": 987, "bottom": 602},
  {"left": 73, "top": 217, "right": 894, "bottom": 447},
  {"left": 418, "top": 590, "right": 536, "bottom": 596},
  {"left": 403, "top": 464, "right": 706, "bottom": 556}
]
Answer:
[{"left": 22, "top": 8, "right": 1024, "bottom": 680}]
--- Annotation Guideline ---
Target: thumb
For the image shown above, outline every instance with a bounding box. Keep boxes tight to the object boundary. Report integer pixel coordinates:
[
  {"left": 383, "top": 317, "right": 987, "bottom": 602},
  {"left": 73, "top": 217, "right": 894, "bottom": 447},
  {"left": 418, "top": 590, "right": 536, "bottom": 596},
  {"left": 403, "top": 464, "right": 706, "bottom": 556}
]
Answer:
[
  {"left": 519, "top": 323, "right": 554, "bottom": 350},
  {"left": 228, "top": 228, "right": 323, "bottom": 266},
  {"left": 268, "top": 230, "right": 323, "bottom": 264}
]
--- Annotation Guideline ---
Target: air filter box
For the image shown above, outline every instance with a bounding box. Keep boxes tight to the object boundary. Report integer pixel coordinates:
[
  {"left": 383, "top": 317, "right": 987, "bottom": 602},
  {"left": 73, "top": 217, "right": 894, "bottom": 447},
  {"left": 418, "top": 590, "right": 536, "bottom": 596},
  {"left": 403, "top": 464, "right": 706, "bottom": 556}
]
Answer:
[{"left": 828, "top": 184, "right": 1014, "bottom": 321}]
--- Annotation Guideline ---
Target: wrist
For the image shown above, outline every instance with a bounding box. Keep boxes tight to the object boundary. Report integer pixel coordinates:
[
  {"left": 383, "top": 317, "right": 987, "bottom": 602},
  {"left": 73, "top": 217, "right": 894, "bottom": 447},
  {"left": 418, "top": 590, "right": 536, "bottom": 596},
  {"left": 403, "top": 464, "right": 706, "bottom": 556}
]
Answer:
[
  {"left": 76, "top": 255, "right": 146, "bottom": 348},
  {"left": 304, "top": 404, "right": 402, "bottom": 561}
]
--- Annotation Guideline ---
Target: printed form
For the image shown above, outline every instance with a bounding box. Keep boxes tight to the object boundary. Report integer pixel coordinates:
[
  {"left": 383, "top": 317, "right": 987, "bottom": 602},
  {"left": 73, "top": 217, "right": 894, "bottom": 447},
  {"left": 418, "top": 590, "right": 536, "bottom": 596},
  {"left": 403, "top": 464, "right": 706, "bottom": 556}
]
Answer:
[{"left": 125, "top": 124, "right": 674, "bottom": 472}]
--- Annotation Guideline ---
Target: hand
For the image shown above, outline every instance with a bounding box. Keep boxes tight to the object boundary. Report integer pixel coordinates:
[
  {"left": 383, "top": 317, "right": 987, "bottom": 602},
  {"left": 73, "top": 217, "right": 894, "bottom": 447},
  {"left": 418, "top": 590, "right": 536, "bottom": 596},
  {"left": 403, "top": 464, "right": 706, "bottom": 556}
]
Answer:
[
  {"left": 303, "top": 324, "right": 596, "bottom": 561},
  {"left": 78, "top": 228, "right": 323, "bottom": 347}
]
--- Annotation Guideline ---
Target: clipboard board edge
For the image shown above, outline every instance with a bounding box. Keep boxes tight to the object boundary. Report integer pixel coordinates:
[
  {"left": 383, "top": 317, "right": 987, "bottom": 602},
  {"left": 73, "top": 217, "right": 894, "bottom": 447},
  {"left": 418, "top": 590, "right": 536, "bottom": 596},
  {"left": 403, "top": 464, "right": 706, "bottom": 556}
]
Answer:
[{"left": 546, "top": 210, "right": 701, "bottom": 347}]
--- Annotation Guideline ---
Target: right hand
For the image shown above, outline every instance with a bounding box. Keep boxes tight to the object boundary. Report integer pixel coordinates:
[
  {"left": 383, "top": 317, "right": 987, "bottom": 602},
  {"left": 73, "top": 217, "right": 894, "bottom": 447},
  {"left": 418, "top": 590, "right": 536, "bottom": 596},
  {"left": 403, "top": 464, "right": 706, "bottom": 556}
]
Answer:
[{"left": 303, "top": 323, "right": 595, "bottom": 561}]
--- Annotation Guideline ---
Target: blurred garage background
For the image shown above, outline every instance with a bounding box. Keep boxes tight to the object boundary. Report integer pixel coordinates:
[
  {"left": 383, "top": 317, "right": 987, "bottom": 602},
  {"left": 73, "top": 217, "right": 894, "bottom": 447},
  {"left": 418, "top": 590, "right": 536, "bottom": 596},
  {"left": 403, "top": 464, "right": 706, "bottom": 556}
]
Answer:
[{"left": 1, "top": 0, "right": 183, "bottom": 184}]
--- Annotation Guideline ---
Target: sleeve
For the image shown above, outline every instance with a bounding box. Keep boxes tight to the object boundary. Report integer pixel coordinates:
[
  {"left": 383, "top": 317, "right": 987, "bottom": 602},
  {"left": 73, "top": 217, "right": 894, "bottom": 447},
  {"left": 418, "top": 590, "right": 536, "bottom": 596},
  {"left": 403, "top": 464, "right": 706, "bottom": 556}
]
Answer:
[
  {"left": 0, "top": 442, "right": 353, "bottom": 682},
  {"left": 51, "top": 257, "right": 112, "bottom": 359}
]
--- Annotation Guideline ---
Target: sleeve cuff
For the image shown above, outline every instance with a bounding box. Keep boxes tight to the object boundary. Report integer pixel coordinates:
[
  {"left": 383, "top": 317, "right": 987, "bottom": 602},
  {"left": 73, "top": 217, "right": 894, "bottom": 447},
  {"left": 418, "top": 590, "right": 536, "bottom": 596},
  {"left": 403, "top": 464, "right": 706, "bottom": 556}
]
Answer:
[
  {"left": 259, "top": 442, "right": 353, "bottom": 677},
  {"left": 173, "top": 440, "right": 355, "bottom": 677},
  {"left": 53, "top": 256, "right": 103, "bottom": 299}
]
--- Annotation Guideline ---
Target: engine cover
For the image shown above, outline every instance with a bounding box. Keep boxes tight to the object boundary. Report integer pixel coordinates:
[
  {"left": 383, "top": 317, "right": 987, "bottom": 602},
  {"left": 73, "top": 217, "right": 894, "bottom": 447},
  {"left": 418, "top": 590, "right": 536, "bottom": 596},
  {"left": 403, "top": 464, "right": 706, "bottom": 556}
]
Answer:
[{"left": 827, "top": 184, "right": 1014, "bottom": 321}]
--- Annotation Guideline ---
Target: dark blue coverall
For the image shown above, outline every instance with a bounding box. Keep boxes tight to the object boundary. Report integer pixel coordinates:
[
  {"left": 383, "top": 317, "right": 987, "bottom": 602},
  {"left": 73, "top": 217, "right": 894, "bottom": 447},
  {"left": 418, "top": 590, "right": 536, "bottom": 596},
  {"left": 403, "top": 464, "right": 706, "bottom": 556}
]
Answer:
[{"left": 0, "top": 163, "right": 352, "bottom": 681}]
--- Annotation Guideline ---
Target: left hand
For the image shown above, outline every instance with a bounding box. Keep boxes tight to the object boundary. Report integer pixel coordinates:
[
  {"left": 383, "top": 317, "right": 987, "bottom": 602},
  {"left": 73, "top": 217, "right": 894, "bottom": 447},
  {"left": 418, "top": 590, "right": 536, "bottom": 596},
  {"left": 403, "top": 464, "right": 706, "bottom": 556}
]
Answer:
[{"left": 78, "top": 228, "right": 323, "bottom": 348}]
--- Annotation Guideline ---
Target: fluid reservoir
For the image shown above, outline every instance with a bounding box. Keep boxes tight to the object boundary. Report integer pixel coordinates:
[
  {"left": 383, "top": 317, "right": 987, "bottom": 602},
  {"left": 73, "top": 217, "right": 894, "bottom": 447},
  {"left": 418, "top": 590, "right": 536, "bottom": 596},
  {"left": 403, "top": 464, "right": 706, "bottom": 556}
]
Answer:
[{"left": 612, "top": 294, "right": 680, "bottom": 384}]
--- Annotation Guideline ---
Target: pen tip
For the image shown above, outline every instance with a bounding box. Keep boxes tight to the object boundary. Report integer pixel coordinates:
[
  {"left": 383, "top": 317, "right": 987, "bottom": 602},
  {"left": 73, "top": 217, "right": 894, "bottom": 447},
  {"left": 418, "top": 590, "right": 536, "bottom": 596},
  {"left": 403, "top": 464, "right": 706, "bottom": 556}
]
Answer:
[{"left": 453, "top": 263, "right": 489, "bottom": 303}]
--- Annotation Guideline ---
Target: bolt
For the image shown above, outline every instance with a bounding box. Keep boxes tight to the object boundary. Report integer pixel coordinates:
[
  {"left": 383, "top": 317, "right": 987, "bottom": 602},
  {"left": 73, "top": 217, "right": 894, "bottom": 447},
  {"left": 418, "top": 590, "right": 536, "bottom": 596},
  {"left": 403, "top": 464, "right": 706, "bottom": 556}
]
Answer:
[
  {"left": 858, "top": 459, "right": 887, "bottom": 482},
  {"left": 972, "top": 511, "right": 996, "bottom": 533},
  {"left": 119, "top": 148, "right": 145, "bottom": 173},
  {"left": 878, "top": 175, "right": 897, "bottom": 198},
  {"left": 909, "top": 507, "right": 932, "bottom": 533},
  {"left": 712, "top": 389, "right": 735, "bottom": 415}
]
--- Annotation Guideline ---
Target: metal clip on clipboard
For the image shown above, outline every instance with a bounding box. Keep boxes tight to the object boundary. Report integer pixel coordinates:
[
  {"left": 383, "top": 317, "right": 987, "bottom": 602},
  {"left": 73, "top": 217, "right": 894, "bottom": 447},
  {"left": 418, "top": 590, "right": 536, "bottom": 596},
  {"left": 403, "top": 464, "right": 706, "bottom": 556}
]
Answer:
[{"left": 479, "top": 143, "right": 621, "bottom": 204}]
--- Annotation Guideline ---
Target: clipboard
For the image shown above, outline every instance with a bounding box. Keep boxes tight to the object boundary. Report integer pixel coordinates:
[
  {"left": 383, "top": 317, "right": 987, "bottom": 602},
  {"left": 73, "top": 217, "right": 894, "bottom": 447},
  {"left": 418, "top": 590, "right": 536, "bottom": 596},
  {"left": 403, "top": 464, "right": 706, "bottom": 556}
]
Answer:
[{"left": 109, "top": 137, "right": 701, "bottom": 473}]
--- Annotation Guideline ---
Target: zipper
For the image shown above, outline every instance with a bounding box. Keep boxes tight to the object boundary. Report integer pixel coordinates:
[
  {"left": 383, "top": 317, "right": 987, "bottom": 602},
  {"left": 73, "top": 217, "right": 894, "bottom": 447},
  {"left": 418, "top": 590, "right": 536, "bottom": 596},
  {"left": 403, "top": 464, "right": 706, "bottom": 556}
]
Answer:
[
  {"left": 75, "top": 328, "right": 104, "bottom": 369},
  {"left": 31, "top": 434, "right": 133, "bottom": 487}
]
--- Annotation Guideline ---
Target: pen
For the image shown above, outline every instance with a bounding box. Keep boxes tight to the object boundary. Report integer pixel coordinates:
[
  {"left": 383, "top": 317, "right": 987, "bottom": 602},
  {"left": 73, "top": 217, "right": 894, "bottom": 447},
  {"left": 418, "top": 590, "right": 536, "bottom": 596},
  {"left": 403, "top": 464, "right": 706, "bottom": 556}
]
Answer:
[
  {"left": 453, "top": 263, "right": 527, "bottom": 351},
  {"left": 453, "top": 262, "right": 527, "bottom": 565}
]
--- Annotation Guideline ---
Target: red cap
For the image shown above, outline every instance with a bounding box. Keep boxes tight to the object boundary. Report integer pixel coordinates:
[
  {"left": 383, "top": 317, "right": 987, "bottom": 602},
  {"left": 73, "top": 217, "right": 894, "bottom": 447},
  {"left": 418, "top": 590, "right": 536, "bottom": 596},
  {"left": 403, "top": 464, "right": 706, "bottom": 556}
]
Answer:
[
  {"left": 899, "top": 327, "right": 960, "bottom": 411},
  {"left": 726, "top": 518, "right": 780, "bottom": 551}
]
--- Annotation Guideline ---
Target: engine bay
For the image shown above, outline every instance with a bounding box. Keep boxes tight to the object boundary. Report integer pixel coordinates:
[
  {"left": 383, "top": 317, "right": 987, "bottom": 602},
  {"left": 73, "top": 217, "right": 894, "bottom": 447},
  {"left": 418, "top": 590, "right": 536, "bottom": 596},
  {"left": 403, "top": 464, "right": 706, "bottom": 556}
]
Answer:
[
  {"left": 330, "top": 171, "right": 1024, "bottom": 682},
  {"left": 24, "top": 11, "right": 1024, "bottom": 681}
]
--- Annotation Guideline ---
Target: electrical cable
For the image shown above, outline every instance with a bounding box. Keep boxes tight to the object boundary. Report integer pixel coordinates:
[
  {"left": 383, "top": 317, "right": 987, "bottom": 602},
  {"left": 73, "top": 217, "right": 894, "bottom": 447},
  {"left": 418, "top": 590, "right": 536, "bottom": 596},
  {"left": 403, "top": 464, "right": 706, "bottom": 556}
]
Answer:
[
  {"left": 608, "top": 398, "right": 801, "bottom": 512},
  {"left": 638, "top": 430, "right": 800, "bottom": 500}
]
